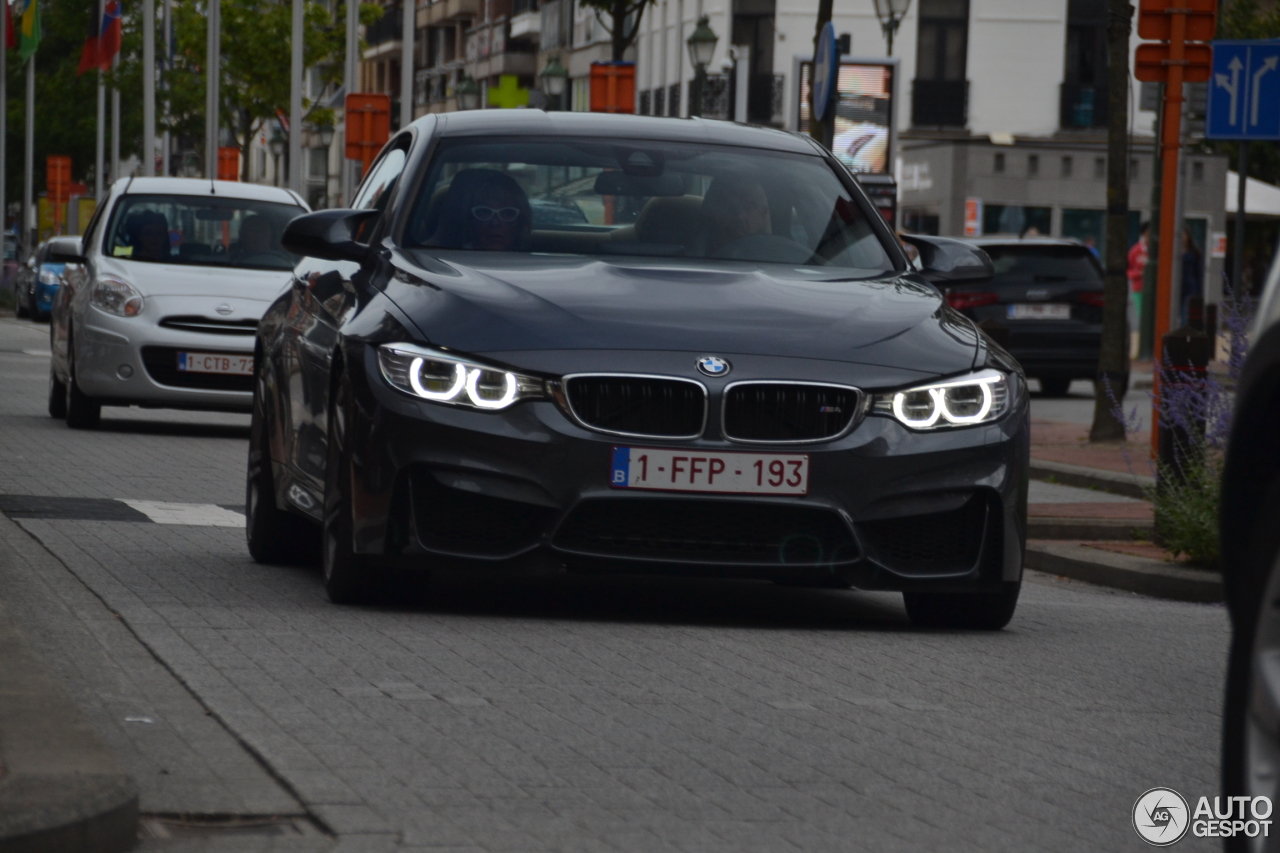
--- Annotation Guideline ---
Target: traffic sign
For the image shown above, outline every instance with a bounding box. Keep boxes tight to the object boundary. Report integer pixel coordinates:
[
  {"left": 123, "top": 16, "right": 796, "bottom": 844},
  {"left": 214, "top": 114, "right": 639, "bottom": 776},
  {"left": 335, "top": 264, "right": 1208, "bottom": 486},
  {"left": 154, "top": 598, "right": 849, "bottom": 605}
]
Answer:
[
  {"left": 1137, "top": 0, "right": 1217, "bottom": 42},
  {"left": 813, "top": 23, "right": 838, "bottom": 122},
  {"left": 1134, "top": 42, "right": 1213, "bottom": 83},
  {"left": 345, "top": 93, "right": 392, "bottom": 172},
  {"left": 1207, "top": 40, "right": 1280, "bottom": 139}
]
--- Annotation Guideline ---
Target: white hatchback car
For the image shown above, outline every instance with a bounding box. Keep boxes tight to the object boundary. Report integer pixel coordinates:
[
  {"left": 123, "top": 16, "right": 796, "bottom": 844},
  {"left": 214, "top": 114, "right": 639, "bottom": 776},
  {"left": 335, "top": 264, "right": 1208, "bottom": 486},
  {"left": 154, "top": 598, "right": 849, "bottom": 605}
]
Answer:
[{"left": 48, "top": 177, "right": 309, "bottom": 428}]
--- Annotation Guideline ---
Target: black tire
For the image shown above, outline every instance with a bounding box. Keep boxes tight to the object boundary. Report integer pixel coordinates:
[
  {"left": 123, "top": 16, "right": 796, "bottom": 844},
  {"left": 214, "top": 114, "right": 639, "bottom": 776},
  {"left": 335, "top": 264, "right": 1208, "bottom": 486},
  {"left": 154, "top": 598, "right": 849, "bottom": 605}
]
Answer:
[
  {"left": 321, "top": 365, "right": 382, "bottom": 604},
  {"left": 15, "top": 287, "right": 28, "bottom": 318},
  {"left": 903, "top": 583, "right": 1021, "bottom": 630},
  {"left": 64, "top": 338, "right": 101, "bottom": 429},
  {"left": 1037, "top": 377, "right": 1072, "bottom": 397},
  {"left": 27, "top": 288, "right": 39, "bottom": 321},
  {"left": 246, "top": 370, "right": 320, "bottom": 565},
  {"left": 1222, "top": 483, "right": 1280, "bottom": 853},
  {"left": 48, "top": 364, "right": 67, "bottom": 418}
]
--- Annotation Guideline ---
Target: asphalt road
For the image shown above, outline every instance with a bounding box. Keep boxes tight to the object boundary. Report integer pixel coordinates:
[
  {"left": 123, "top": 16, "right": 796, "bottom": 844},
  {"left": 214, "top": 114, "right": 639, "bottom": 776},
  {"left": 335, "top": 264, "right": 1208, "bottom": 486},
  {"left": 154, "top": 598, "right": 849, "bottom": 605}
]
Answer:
[{"left": 0, "top": 316, "right": 1224, "bottom": 852}]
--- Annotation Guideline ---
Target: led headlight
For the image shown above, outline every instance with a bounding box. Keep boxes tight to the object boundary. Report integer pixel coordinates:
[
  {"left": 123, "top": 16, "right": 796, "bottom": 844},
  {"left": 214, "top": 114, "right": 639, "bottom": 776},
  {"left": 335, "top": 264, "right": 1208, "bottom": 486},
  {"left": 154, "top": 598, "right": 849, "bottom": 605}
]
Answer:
[
  {"left": 90, "top": 276, "right": 144, "bottom": 317},
  {"left": 378, "top": 343, "right": 545, "bottom": 410},
  {"left": 872, "top": 369, "right": 1009, "bottom": 430}
]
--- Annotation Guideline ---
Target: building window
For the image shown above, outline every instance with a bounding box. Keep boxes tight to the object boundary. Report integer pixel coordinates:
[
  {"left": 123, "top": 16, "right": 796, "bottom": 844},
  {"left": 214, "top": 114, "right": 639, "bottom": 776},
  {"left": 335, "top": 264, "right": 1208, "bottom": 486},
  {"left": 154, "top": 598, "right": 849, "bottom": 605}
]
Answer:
[
  {"left": 1061, "top": 0, "right": 1109, "bottom": 128},
  {"left": 994, "top": 152, "right": 1005, "bottom": 173},
  {"left": 1130, "top": 158, "right": 1139, "bottom": 180},
  {"left": 912, "top": 0, "right": 969, "bottom": 127},
  {"left": 1027, "top": 155, "right": 1039, "bottom": 177},
  {"left": 668, "top": 82, "right": 681, "bottom": 117},
  {"left": 639, "top": 90, "right": 651, "bottom": 116},
  {"left": 983, "top": 205, "right": 1052, "bottom": 237},
  {"left": 1094, "top": 156, "right": 1105, "bottom": 179},
  {"left": 902, "top": 210, "right": 940, "bottom": 235},
  {"left": 1061, "top": 156, "right": 1073, "bottom": 177},
  {"left": 1192, "top": 160, "right": 1204, "bottom": 182}
]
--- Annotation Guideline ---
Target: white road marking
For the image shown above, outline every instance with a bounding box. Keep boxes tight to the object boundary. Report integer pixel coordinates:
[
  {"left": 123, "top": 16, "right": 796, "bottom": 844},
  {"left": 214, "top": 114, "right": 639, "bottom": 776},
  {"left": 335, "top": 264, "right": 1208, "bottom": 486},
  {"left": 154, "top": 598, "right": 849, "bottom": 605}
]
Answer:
[{"left": 120, "top": 500, "right": 245, "bottom": 527}]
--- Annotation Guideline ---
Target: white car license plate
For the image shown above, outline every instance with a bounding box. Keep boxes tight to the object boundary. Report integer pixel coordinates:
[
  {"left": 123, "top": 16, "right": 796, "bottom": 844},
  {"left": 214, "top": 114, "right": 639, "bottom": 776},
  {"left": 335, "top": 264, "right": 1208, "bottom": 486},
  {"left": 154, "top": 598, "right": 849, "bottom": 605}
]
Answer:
[
  {"left": 1007, "top": 303, "right": 1071, "bottom": 320},
  {"left": 176, "top": 352, "right": 253, "bottom": 376},
  {"left": 610, "top": 447, "right": 809, "bottom": 495}
]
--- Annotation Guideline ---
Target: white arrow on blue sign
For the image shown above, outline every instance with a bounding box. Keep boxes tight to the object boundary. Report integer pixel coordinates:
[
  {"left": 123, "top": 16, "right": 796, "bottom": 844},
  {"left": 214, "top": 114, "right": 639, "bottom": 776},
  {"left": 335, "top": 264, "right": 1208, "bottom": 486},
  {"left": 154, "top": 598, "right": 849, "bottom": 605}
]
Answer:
[{"left": 1207, "top": 40, "right": 1280, "bottom": 140}]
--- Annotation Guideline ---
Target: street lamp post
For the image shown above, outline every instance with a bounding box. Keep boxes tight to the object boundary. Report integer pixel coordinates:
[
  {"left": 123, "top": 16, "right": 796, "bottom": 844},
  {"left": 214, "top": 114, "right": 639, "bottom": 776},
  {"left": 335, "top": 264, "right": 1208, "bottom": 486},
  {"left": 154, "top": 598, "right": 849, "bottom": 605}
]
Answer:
[
  {"left": 872, "top": 0, "right": 911, "bottom": 56},
  {"left": 539, "top": 55, "right": 568, "bottom": 112},
  {"left": 318, "top": 125, "right": 335, "bottom": 208},
  {"left": 456, "top": 75, "right": 481, "bottom": 111},
  {"left": 269, "top": 135, "right": 286, "bottom": 187},
  {"left": 686, "top": 16, "right": 718, "bottom": 118}
]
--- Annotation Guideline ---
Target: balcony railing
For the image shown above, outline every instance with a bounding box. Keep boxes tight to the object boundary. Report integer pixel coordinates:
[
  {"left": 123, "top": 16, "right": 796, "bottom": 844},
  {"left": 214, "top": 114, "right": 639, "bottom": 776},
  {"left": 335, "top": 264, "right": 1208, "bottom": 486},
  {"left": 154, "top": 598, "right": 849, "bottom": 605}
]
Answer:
[
  {"left": 911, "top": 79, "right": 968, "bottom": 128},
  {"left": 366, "top": 4, "right": 403, "bottom": 47},
  {"left": 1060, "top": 80, "right": 1109, "bottom": 129}
]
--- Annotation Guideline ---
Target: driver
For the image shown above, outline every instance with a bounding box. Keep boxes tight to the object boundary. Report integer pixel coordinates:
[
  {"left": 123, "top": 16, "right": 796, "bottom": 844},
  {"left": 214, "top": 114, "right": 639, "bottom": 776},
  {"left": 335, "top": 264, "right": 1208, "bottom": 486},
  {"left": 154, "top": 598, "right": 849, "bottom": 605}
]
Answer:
[
  {"left": 232, "top": 215, "right": 275, "bottom": 260},
  {"left": 429, "top": 169, "right": 531, "bottom": 251},
  {"left": 702, "top": 177, "right": 772, "bottom": 256},
  {"left": 129, "top": 211, "right": 171, "bottom": 261}
]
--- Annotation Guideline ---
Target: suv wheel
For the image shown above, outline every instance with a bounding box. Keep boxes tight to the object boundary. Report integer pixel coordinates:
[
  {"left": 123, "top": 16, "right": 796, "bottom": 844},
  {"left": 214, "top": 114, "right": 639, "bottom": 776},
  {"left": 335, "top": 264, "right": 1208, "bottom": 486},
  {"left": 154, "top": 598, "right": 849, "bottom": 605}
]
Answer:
[
  {"left": 64, "top": 337, "right": 101, "bottom": 429},
  {"left": 903, "top": 583, "right": 1021, "bottom": 630}
]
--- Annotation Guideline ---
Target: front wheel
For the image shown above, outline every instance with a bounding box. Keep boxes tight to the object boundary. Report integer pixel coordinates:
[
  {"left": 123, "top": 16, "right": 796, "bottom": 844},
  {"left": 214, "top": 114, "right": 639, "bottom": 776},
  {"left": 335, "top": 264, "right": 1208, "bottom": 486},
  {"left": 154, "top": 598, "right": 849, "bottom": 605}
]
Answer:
[
  {"left": 48, "top": 365, "right": 67, "bottom": 418},
  {"left": 64, "top": 340, "right": 101, "bottom": 429},
  {"left": 903, "top": 583, "right": 1021, "bottom": 630},
  {"left": 321, "top": 366, "right": 385, "bottom": 604}
]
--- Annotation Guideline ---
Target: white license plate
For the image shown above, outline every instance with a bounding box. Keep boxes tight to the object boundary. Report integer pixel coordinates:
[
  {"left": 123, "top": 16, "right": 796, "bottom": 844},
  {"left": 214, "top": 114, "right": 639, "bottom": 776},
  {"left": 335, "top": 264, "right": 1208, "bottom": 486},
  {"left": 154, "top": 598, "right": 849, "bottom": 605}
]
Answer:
[
  {"left": 176, "top": 352, "right": 253, "bottom": 375},
  {"left": 610, "top": 447, "right": 809, "bottom": 495},
  {"left": 1007, "top": 303, "right": 1071, "bottom": 320}
]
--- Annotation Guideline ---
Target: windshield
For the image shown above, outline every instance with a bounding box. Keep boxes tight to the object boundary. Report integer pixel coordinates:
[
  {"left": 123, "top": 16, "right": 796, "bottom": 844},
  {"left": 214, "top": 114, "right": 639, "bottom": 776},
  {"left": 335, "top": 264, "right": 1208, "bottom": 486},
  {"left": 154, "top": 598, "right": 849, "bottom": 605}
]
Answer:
[
  {"left": 106, "top": 194, "right": 304, "bottom": 270},
  {"left": 405, "top": 137, "right": 896, "bottom": 275},
  {"left": 984, "top": 245, "right": 1103, "bottom": 286}
]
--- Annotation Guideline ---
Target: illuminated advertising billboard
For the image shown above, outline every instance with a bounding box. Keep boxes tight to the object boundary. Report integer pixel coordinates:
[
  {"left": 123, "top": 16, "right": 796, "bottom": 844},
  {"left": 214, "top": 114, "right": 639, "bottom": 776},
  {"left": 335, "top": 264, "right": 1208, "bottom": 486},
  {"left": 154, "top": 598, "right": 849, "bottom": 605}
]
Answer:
[{"left": 798, "top": 61, "right": 895, "bottom": 175}]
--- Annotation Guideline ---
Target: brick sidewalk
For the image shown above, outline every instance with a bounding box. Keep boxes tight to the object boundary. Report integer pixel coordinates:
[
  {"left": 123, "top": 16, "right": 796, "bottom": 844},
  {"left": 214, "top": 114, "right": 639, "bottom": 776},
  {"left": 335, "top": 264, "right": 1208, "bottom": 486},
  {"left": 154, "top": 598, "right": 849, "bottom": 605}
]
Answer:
[{"left": 1030, "top": 419, "right": 1153, "bottom": 478}]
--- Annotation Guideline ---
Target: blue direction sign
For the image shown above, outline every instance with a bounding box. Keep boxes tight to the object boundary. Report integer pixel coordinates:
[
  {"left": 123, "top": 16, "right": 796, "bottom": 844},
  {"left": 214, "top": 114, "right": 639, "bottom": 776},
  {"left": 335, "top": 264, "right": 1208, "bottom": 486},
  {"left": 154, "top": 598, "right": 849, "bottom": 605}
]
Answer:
[
  {"left": 1207, "top": 40, "right": 1280, "bottom": 140},
  {"left": 813, "top": 23, "right": 839, "bottom": 122}
]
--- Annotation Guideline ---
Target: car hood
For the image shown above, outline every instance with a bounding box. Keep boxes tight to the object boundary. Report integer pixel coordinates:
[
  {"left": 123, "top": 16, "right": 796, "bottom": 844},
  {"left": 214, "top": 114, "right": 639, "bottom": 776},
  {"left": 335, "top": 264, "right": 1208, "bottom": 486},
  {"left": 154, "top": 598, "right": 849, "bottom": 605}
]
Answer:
[
  {"left": 387, "top": 252, "right": 980, "bottom": 375},
  {"left": 99, "top": 257, "right": 293, "bottom": 302}
]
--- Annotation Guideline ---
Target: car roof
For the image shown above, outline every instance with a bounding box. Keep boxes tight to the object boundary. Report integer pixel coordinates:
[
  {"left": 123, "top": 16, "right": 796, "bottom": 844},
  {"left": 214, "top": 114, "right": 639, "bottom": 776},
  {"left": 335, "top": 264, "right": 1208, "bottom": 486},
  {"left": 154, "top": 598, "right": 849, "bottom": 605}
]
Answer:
[
  {"left": 114, "top": 177, "right": 307, "bottom": 207},
  {"left": 423, "top": 110, "right": 823, "bottom": 157}
]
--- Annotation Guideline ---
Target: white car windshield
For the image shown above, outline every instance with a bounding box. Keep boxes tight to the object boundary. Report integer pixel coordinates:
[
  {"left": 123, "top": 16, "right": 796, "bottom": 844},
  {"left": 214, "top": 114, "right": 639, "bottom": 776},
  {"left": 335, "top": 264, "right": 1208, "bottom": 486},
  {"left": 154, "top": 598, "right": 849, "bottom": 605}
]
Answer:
[
  {"left": 106, "top": 194, "right": 304, "bottom": 270},
  {"left": 405, "top": 137, "right": 896, "bottom": 275}
]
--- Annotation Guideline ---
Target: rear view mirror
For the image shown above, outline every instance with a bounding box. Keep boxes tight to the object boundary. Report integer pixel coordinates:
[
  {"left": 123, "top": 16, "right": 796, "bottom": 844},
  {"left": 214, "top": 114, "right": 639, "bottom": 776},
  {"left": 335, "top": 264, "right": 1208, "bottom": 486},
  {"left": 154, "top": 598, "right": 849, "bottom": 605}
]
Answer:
[
  {"left": 45, "top": 236, "right": 86, "bottom": 264},
  {"left": 280, "top": 209, "right": 380, "bottom": 263},
  {"left": 901, "top": 235, "right": 994, "bottom": 285},
  {"left": 593, "top": 171, "right": 685, "bottom": 197}
]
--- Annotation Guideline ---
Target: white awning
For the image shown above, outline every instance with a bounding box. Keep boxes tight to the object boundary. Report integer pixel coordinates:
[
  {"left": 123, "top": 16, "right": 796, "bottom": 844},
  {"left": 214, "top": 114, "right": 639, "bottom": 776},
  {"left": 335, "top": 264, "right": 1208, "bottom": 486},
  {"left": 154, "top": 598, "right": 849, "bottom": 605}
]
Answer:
[{"left": 1227, "top": 171, "right": 1280, "bottom": 218}]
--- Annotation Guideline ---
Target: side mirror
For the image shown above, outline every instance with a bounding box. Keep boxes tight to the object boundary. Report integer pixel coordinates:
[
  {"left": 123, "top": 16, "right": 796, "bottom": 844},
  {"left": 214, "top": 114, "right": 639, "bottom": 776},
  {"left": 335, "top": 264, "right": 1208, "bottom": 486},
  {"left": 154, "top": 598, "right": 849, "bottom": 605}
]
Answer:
[
  {"left": 900, "top": 235, "right": 994, "bottom": 285},
  {"left": 46, "top": 236, "right": 86, "bottom": 264},
  {"left": 281, "top": 209, "right": 380, "bottom": 263}
]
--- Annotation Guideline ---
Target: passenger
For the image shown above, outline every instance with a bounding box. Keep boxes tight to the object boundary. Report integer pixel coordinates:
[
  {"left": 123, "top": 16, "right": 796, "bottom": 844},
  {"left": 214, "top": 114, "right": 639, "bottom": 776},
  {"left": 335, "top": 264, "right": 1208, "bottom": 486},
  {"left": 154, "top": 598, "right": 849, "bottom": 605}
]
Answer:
[
  {"left": 702, "top": 178, "right": 772, "bottom": 256},
  {"left": 129, "top": 211, "right": 171, "bottom": 261},
  {"left": 430, "top": 169, "right": 531, "bottom": 251}
]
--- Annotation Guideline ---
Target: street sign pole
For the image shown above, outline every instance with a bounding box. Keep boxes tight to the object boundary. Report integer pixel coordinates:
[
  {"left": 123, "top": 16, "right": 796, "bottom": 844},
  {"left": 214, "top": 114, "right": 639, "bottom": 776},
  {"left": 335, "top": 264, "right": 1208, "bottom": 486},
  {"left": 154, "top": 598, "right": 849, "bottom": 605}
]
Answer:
[{"left": 1233, "top": 141, "right": 1248, "bottom": 291}]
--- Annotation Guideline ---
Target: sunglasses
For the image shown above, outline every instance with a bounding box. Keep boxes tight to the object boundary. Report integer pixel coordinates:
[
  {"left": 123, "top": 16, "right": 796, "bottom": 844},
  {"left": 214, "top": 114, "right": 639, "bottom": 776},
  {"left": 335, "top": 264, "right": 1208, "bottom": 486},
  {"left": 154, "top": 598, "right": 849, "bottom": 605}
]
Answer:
[{"left": 471, "top": 206, "right": 520, "bottom": 223}]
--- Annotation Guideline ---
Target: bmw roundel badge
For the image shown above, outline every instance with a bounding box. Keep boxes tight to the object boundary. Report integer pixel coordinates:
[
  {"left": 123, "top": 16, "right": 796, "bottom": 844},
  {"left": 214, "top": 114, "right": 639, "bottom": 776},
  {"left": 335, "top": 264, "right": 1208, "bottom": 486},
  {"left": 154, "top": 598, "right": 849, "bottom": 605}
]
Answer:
[{"left": 697, "top": 356, "right": 731, "bottom": 377}]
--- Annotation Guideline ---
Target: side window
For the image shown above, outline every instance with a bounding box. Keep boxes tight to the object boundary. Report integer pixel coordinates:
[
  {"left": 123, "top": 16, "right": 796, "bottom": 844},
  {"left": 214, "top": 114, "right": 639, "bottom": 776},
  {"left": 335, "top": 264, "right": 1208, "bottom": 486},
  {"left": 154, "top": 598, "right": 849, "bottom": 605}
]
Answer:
[
  {"left": 81, "top": 199, "right": 108, "bottom": 256},
  {"left": 351, "top": 141, "right": 409, "bottom": 213}
]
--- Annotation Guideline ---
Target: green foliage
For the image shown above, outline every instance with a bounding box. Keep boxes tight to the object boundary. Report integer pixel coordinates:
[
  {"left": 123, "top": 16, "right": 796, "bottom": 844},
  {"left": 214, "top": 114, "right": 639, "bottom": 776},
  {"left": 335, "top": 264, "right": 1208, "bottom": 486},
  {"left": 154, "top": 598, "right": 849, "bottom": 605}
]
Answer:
[{"left": 1150, "top": 451, "right": 1222, "bottom": 568}]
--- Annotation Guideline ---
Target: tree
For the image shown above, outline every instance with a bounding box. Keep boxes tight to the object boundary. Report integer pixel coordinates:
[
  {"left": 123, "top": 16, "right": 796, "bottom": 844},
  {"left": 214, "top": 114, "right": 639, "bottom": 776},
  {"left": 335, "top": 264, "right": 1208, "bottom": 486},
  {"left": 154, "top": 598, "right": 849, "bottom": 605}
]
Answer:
[
  {"left": 1089, "top": 0, "right": 1132, "bottom": 442},
  {"left": 162, "top": 0, "right": 382, "bottom": 181},
  {"left": 578, "top": 0, "right": 654, "bottom": 63}
]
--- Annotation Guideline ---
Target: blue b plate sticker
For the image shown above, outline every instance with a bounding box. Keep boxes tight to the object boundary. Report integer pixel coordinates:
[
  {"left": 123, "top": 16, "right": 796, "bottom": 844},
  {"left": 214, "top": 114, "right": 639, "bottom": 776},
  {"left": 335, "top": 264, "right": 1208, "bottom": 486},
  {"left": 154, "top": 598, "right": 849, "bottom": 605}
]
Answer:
[
  {"left": 177, "top": 352, "right": 189, "bottom": 370},
  {"left": 610, "top": 446, "right": 630, "bottom": 486}
]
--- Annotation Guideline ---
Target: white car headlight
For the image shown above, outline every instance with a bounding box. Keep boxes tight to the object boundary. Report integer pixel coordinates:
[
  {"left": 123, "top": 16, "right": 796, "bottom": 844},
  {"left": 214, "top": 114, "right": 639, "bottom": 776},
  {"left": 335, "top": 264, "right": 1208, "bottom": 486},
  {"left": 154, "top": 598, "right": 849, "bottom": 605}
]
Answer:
[
  {"left": 378, "top": 343, "right": 546, "bottom": 410},
  {"left": 37, "top": 269, "right": 61, "bottom": 285},
  {"left": 872, "top": 369, "right": 1010, "bottom": 430},
  {"left": 90, "top": 276, "right": 144, "bottom": 317}
]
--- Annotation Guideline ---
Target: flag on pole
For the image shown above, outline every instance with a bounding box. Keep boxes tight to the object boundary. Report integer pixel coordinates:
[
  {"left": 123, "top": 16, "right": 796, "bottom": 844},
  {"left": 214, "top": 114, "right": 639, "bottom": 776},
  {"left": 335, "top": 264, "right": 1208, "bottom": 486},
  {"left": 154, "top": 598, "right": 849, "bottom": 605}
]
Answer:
[
  {"left": 16, "top": 0, "right": 40, "bottom": 62},
  {"left": 77, "top": 0, "right": 121, "bottom": 75},
  {"left": 5, "top": 2, "right": 16, "bottom": 50}
]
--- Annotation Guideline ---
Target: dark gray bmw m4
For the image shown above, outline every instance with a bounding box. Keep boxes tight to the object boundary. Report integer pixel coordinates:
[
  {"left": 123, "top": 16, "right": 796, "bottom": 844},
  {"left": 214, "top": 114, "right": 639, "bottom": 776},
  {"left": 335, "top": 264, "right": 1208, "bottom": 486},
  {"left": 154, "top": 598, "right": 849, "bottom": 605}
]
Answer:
[{"left": 247, "top": 110, "right": 1029, "bottom": 629}]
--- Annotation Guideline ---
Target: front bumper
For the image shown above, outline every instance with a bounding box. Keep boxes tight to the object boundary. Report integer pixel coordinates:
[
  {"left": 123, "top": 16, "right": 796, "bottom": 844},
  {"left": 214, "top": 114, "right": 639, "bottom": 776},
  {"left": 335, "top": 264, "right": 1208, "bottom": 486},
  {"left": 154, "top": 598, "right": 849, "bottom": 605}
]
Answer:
[
  {"left": 337, "top": 345, "right": 1029, "bottom": 592},
  {"left": 76, "top": 301, "right": 257, "bottom": 412},
  {"left": 34, "top": 282, "right": 58, "bottom": 315}
]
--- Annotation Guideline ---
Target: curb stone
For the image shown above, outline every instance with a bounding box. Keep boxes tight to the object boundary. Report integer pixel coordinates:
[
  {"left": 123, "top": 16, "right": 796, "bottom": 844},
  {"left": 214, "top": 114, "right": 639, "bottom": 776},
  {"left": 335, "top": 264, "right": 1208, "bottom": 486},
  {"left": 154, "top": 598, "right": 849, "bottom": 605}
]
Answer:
[
  {"left": 1027, "top": 517, "right": 1154, "bottom": 541},
  {"left": 0, "top": 598, "right": 137, "bottom": 853},
  {"left": 1025, "top": 540, "right": 1222, "bottom": 603},
  {"left": 1029, "top": 459, "right": 1154, "bottom": 499}
]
